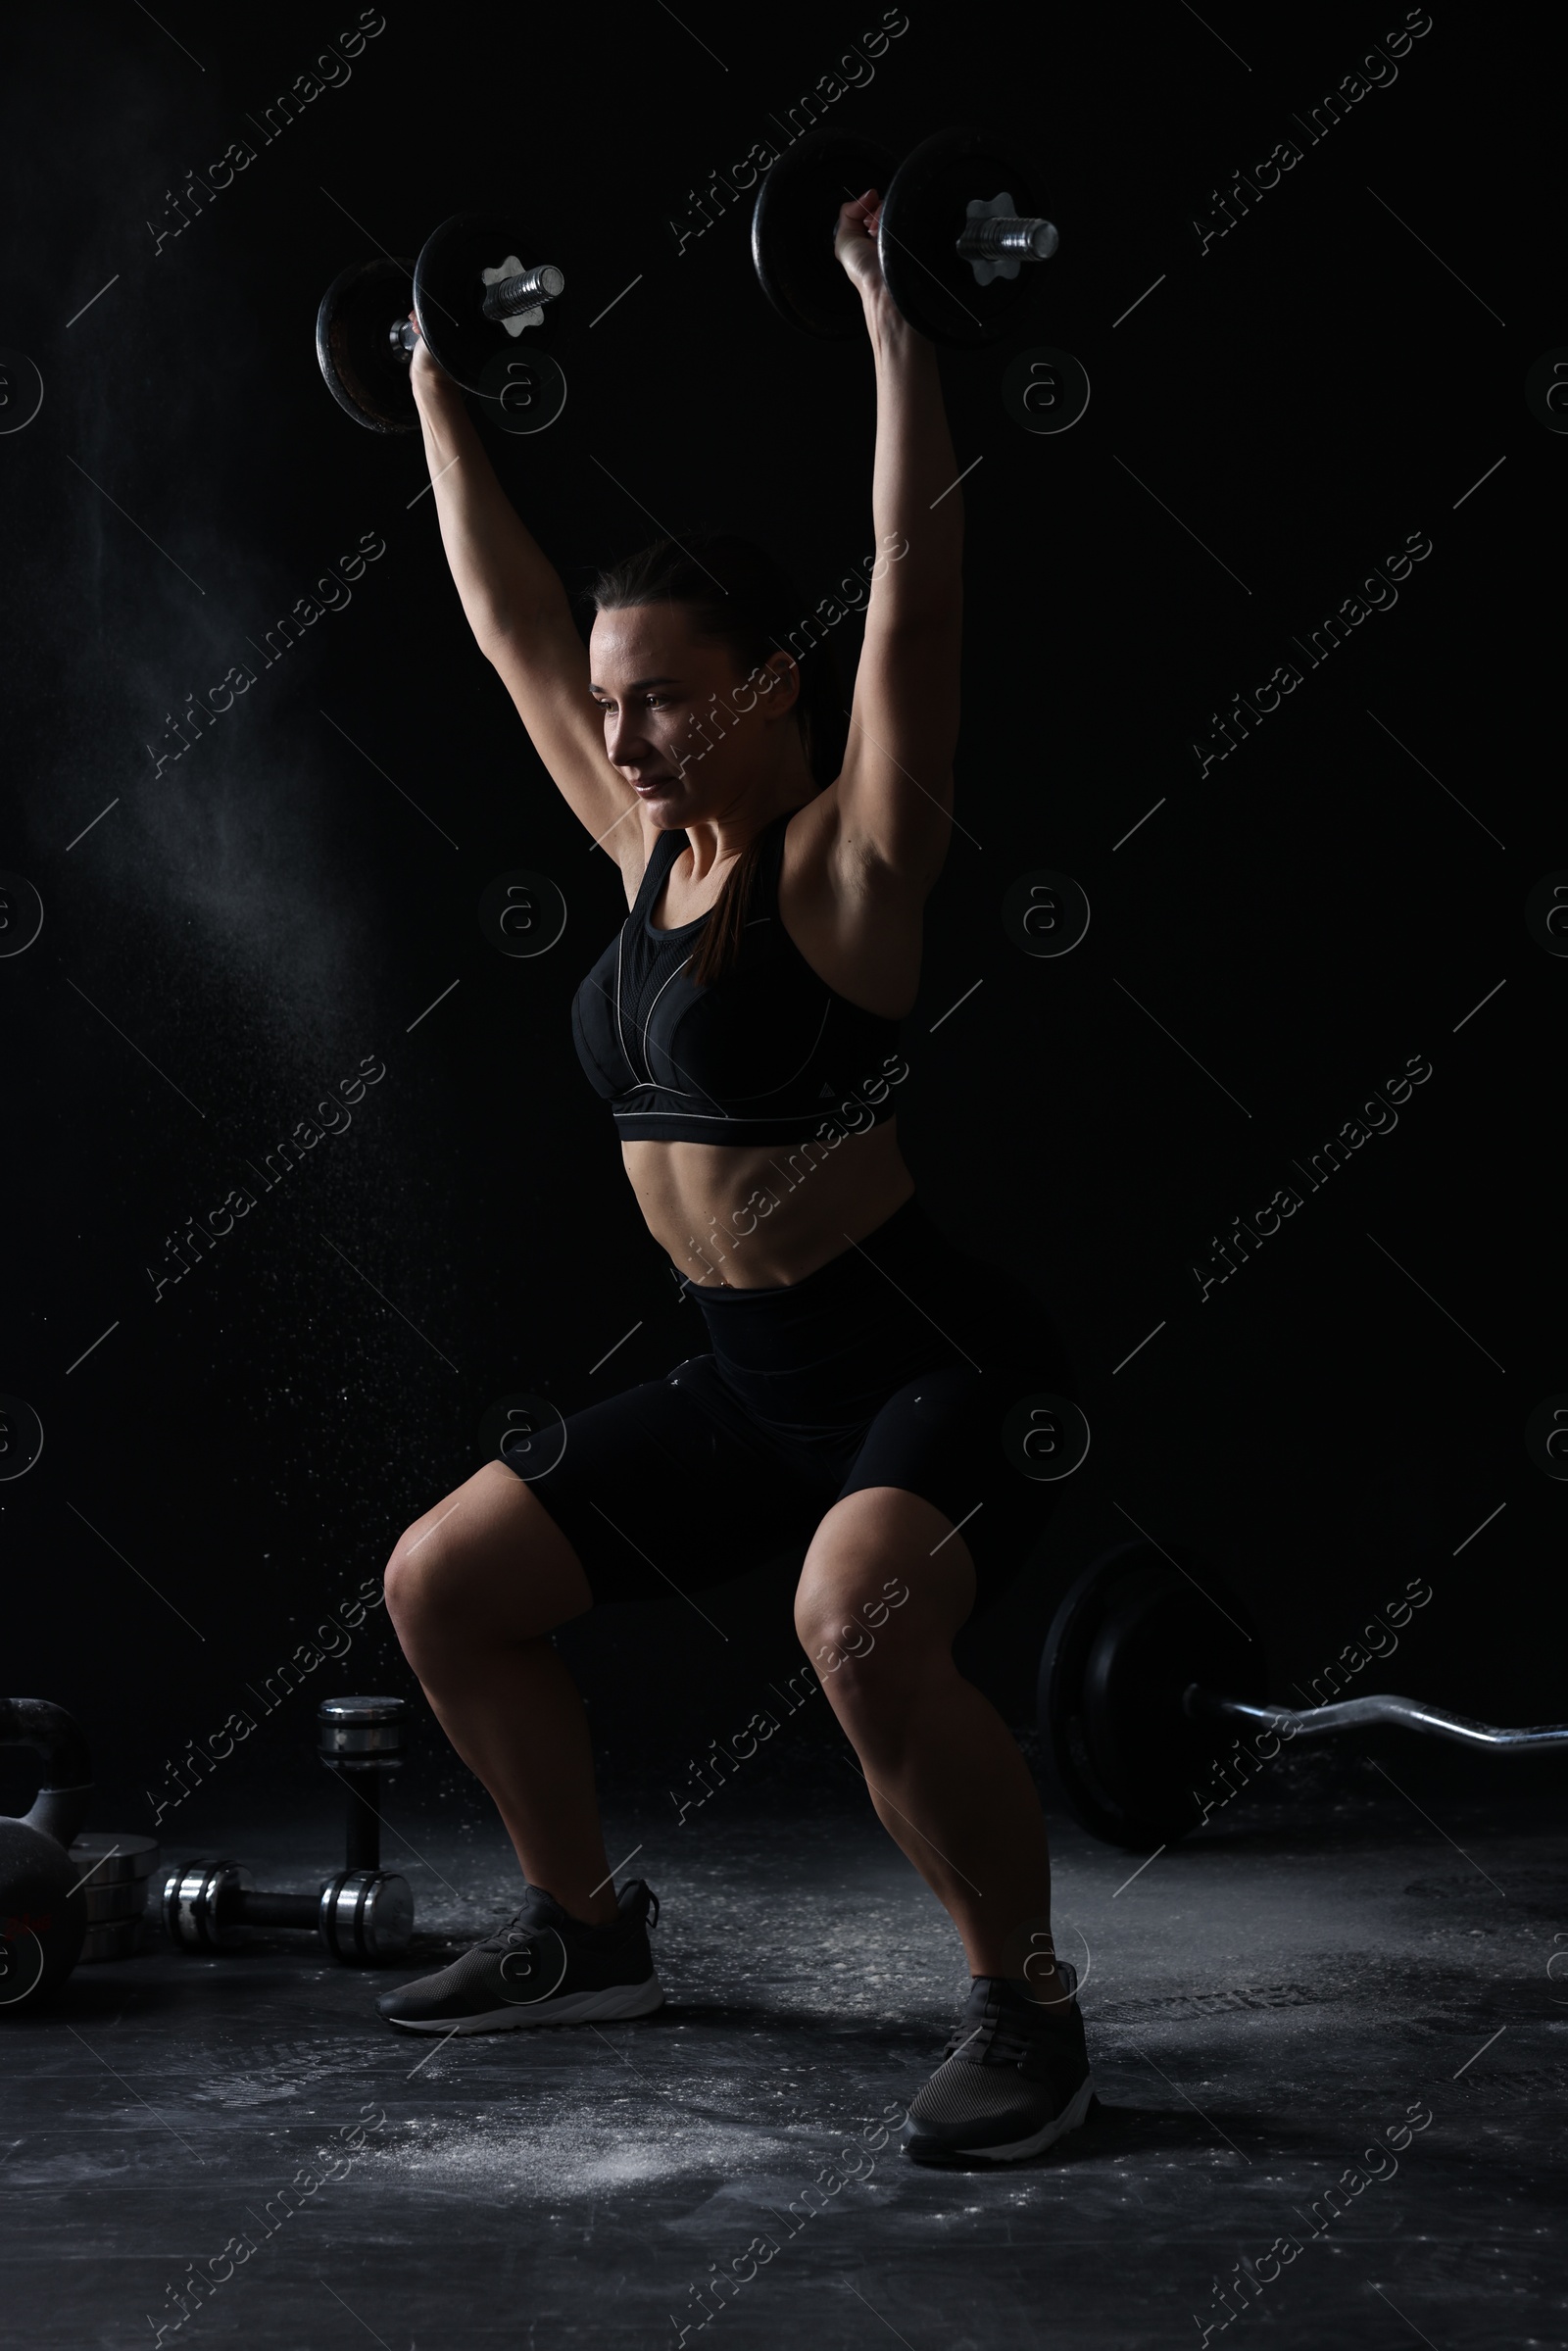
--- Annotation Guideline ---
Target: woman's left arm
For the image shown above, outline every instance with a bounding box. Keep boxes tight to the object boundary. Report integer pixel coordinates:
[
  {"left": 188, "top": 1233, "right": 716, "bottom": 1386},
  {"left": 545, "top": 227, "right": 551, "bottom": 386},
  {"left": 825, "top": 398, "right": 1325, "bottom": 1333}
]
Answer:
[{"left": 830, "top": 197, "right": 963, "bottom": 892}]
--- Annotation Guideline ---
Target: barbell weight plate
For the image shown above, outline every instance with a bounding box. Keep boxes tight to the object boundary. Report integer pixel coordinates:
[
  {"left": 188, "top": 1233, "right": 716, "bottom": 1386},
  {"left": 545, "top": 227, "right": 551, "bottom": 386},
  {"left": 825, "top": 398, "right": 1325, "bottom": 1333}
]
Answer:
[
  {"left": 878, "top": 123, "right": 1053, "bottom": 348},
  {"left": 475, "top": 347, "right": 569, "bottom": 435},
  {"left": 316, "top": 258, "right": 419, "bottom": 433},
  {"left": 83, "top": 1879, "right": 147, "bottom": 1924},
  {"left": 415, "top": 214, "right": 560, "bottom": 395},
  {"left": 79, "top": 1919, "right": 141, "bottom": 1964},
  {"left": 68, "top": 1833, "right": 160, "bottom": 1886},
  {"left": 1037, "top": 1539, "right": 1267, "bottom": 1850},
  {"left": 751, "top": 126, "right": 901, "bottom": 339}
]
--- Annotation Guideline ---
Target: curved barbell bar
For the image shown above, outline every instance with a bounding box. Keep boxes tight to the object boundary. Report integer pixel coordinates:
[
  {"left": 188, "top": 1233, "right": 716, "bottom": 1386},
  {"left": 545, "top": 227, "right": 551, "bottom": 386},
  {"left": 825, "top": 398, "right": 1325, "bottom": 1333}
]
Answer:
[{"left": 1185, "top": 1686, "right": 1568, "bottom": 1754}]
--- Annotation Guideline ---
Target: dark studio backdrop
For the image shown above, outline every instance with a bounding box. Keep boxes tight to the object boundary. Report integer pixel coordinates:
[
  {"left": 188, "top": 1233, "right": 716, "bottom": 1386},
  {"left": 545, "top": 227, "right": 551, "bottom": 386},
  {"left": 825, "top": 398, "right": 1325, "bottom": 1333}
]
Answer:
[{"left": 2, "top": 2, "right": 1556, "bottom": 1848}]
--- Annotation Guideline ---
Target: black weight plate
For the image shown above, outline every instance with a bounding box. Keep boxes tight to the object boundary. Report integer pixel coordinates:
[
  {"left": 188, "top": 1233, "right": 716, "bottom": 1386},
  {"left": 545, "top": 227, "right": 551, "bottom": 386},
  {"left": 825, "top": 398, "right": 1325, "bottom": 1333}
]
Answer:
[
  {"left": 83, "top": 1879, "right": 146, "bottom": 1924},
  {"left": 1037, "top": 1539, "right": 1267, "bottom": 1849},
  {"left": 879, "top": 123, "right": 1052, "bottom": 348},
  {"left": 416, "top": 213, "right": 561, "bottom": 394},
  {"left": 316, "top": 258, "right": 418, "bottom": 433},
  {"left": 79, "top": 1919, "right": 140, "bottom": 1964},
  {"left": 69, "top": 1833, "right": 160, "bottom": 1886},
  {"left": 752, "top": 127, "right": 899, "bottom": 339}
]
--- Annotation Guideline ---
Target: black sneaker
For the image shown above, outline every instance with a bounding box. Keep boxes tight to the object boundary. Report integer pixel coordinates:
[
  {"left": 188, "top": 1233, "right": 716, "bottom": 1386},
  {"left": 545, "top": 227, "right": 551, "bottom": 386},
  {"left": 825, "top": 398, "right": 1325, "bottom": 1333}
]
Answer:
[
  {"left": 902, "top": 1962, "right": 1095, "bottom": 2164},
  {"left": 375, "top": 1879, "right": 663, "bottom": 2034}
]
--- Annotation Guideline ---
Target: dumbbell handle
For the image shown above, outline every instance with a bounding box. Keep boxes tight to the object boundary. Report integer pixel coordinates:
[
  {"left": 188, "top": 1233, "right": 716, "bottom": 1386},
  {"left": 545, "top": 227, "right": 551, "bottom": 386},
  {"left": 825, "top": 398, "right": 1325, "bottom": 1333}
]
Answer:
[
  {"left": 231, "top": 1886, "right": 320, "bottom": 1931},
  {"left": 1187, "top": 1685, "right": 1568, "bottom": 1752},
  {"left": 955, "top": 215, "right": 1058, "bottom": 263},
  {"left": 321, "top": 1757, "right": 391, "bottom": 1874}
]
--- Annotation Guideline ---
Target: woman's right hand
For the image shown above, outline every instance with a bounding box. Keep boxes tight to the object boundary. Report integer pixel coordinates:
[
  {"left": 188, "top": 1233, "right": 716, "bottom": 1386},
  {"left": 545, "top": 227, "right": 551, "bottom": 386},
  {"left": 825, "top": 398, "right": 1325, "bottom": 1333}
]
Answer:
[
  {"left": 834, "top": 190, "right": 888, "bottom": 305},
  {"left": 406, "top": 312, "right": 451, "bottom": 406}
]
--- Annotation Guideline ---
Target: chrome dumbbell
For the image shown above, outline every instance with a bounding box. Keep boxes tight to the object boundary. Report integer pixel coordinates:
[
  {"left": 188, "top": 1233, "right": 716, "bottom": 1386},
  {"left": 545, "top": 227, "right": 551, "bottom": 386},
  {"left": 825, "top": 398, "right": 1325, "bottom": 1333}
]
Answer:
[{"left": 161, "top": 1696, "right": 414, "bottom": 1966}]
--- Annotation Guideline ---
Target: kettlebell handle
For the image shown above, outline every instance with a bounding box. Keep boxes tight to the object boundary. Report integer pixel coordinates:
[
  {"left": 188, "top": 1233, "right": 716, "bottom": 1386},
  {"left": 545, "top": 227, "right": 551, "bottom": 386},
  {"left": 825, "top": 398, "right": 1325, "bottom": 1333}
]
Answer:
[{"left": 0, "top": 1697, "right": 94, "bottom": 1848}]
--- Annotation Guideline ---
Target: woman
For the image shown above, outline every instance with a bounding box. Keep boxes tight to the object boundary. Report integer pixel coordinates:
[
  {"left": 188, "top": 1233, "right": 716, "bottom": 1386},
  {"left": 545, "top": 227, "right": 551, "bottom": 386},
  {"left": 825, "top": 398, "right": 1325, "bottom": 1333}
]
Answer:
[{"left": 376, "top": 191, "right": 1093, "bottom": 2165}]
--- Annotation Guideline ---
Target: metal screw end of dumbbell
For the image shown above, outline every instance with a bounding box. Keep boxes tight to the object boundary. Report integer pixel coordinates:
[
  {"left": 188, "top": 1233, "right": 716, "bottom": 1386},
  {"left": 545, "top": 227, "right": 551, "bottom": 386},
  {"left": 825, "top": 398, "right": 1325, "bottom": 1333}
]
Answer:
[
  {"left": 956, "top": 215, "right": 1059, "bottom": 263},
  {"left": 952, "top": 188, "right": 1059, "bottom": 290},
  {"left": 963, "top": 216, "right": 1062, "bottom": 260},
  {"left": 481, "top": 263, "right": 565, "bottom": 322}
]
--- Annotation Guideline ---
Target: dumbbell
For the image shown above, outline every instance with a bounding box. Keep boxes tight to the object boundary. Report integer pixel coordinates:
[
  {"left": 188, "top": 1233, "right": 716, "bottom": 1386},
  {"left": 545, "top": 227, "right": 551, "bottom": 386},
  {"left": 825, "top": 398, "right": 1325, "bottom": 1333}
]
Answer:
[
  {"left": 1038, "top": 1538, "right": 1568, "bottom": 1853},
  {"left": 161, "top": 1696, "right": 414, "bottom": 1964},
  {"left": 317, "top": 212, "right": 566, "bottom": 433},
  {"left": 752, "top": 122, "right": 1059, "bottom": 348}
]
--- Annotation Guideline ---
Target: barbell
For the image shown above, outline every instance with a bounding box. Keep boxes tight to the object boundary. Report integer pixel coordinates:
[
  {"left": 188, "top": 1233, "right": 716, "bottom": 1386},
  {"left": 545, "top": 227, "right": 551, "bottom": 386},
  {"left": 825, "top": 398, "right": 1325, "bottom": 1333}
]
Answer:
[
  {"left": 162, "top": 1695, "right": 413, "bottom": 1964},
  {"left": 1038, "top": 1538, "right": 1568, "bottom": 1852},
  {"left": 316, "top": 211, "right": 565, "bottom": 432},
  {"left": 752, "top": 122, "right": 1059, "bottom": 347}
]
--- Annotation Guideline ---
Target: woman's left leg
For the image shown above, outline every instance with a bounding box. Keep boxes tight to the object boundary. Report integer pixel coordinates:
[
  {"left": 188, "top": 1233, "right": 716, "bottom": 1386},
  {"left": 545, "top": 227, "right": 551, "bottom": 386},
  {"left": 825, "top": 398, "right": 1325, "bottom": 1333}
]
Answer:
[{"left": 793, "top": 1485, "right": 1066, "bottom": 2000}]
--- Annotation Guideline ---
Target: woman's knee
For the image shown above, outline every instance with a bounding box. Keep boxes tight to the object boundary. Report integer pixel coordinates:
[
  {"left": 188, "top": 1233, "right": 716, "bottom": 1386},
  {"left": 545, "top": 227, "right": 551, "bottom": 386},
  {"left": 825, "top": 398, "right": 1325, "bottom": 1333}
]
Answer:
[
  {"left": 381, "top": 1522, "right": 461, "bottom": 1659},
  {"left": 794, "top": 1492, "right": 968, "bottom": 1691},
  {"left": 794, "top": 1571, "right": 948, "bottom": 1720},
  {"left": 383, "top": 1463, "right": 592, "bottom": 1661}
]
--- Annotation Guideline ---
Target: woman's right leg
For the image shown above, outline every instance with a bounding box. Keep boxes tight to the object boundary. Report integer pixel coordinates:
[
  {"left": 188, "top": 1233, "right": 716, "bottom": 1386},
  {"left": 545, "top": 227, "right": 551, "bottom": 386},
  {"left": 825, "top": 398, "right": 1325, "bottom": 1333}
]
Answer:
[{"left": 383, "top": 1461, "right": 618, "bottom": 1926}]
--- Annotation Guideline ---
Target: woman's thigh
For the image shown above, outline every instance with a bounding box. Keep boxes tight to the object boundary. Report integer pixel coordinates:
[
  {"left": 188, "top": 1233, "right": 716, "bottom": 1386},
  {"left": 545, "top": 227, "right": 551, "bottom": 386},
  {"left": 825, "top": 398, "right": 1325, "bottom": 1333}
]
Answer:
[
  {"left": 834, "top": 1355, "right": 1071, "bottom": 1617},
  {"left": 385, "top": 1460, "right": 597, "bottom": 1651},
  {"left": 499, "top": 1354, "right": 832, "bottom": 1605},
  {"left": 834, "top": 1219, "right": 1079, "bottom": 1617}
]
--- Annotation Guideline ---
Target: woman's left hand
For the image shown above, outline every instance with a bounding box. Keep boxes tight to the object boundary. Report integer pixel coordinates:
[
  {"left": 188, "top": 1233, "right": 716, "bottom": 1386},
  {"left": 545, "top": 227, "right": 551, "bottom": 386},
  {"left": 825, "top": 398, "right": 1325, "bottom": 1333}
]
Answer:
[{"left": 834, "top": 189, "right": 887, "bottom": 303}]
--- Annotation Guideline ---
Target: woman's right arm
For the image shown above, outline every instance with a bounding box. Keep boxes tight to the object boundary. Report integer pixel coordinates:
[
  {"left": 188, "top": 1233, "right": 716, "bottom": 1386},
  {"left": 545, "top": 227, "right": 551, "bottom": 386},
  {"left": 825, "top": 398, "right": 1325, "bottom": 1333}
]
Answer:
[{"left": 409, "top": 338, "right": 637, "bottom": 854}]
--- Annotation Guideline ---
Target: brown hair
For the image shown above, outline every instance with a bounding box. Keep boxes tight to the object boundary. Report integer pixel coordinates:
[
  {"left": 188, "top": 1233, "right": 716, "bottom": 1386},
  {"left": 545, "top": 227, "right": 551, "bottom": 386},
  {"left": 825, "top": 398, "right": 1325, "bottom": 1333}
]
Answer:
[{"left": 589, "top": 533, "right": 848, "bottom": 987}]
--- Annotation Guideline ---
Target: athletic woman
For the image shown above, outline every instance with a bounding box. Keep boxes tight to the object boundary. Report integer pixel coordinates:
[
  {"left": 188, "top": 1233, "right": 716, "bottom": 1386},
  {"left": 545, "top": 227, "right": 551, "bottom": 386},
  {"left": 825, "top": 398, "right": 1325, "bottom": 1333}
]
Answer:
[{"left": 376, "top": 191, "right": 1094, "bottom": 2165}]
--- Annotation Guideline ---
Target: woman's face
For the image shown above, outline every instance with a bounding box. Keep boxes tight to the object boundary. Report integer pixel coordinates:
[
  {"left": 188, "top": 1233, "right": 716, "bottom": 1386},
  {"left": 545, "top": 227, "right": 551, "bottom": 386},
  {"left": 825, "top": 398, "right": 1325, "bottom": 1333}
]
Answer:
[{"left": 588, "top": 603, "right": 801, "bottom": 825}]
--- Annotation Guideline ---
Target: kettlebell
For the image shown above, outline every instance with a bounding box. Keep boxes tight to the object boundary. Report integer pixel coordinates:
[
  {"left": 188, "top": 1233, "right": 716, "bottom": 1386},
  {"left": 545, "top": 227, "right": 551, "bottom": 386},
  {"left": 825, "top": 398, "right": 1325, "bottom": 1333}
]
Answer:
[{"left": 0, "top": 1697, "right": 93, "bottom": 2013}]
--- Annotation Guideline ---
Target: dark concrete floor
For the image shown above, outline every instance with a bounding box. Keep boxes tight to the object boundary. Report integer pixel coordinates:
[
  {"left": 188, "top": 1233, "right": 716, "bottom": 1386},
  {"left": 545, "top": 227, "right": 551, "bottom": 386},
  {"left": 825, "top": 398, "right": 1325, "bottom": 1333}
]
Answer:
[{"left": 5, "top": 1744, "right": 1566, "bottom": 2350}]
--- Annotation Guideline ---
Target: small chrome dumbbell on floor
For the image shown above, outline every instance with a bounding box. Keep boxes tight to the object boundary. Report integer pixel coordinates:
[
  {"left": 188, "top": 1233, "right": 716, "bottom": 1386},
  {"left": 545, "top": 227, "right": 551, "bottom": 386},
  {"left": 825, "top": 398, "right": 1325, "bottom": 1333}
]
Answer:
[{"left": 161, "top": 1696, "right": 414, "bottom": 1965}]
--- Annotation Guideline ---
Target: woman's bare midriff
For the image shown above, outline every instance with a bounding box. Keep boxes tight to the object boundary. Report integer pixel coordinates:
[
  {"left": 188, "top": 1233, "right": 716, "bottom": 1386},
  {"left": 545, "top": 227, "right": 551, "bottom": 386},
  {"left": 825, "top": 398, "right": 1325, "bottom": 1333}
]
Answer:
[{"left": 623, "top": 1119, "right": 915, "bottom": 1289}]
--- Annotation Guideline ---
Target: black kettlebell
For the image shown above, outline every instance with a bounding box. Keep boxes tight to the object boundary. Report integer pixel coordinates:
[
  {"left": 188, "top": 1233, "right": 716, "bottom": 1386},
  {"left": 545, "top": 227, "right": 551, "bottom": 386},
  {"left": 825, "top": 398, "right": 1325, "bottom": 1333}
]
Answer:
[{"left": 0, "top": 1698, "right": 93, "bottom": 2013}]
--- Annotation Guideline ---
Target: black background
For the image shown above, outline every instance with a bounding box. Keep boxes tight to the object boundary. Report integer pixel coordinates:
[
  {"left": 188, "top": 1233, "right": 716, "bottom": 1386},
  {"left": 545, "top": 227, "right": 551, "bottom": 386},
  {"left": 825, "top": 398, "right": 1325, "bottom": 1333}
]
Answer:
[{"left": 2, "top": 0, "right": 1554, "bottom": 1833}]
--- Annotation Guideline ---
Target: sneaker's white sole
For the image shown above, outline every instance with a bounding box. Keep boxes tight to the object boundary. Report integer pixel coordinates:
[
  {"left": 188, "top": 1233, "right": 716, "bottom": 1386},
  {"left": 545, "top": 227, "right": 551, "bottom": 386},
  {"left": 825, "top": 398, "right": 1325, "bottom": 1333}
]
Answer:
[
  {"left": 383, "top": 1975, "right": 665, "bottom": 2034},
  {"left": 906, "top": 2075, "right": 1096, "bottom": 2163}
]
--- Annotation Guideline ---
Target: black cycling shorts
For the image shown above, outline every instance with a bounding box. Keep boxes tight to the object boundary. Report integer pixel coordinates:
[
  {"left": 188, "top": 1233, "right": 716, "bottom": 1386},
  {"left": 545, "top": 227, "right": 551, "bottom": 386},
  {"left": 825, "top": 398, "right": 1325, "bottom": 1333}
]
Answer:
[{"left": 499, "top": 1193, "right": 1078, "bottom": 1617}]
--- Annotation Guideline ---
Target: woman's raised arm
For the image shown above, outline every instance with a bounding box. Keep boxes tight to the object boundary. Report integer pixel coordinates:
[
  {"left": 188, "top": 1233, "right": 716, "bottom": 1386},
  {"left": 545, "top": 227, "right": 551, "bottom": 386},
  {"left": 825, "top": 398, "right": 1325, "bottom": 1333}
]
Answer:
[
  {"left": 409, "top": 335, "right": 635, "bottom": 854},
  {"left": 828, "top": 197, "right": 963, "bottom": 894}
]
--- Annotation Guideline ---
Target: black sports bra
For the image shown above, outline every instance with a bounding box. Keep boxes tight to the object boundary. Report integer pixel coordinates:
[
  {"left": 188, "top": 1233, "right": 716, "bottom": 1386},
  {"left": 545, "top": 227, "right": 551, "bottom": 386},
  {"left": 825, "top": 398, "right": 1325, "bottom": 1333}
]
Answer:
[{"left": 571, "top": 808, "right": 908, "bottom": 1148}]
